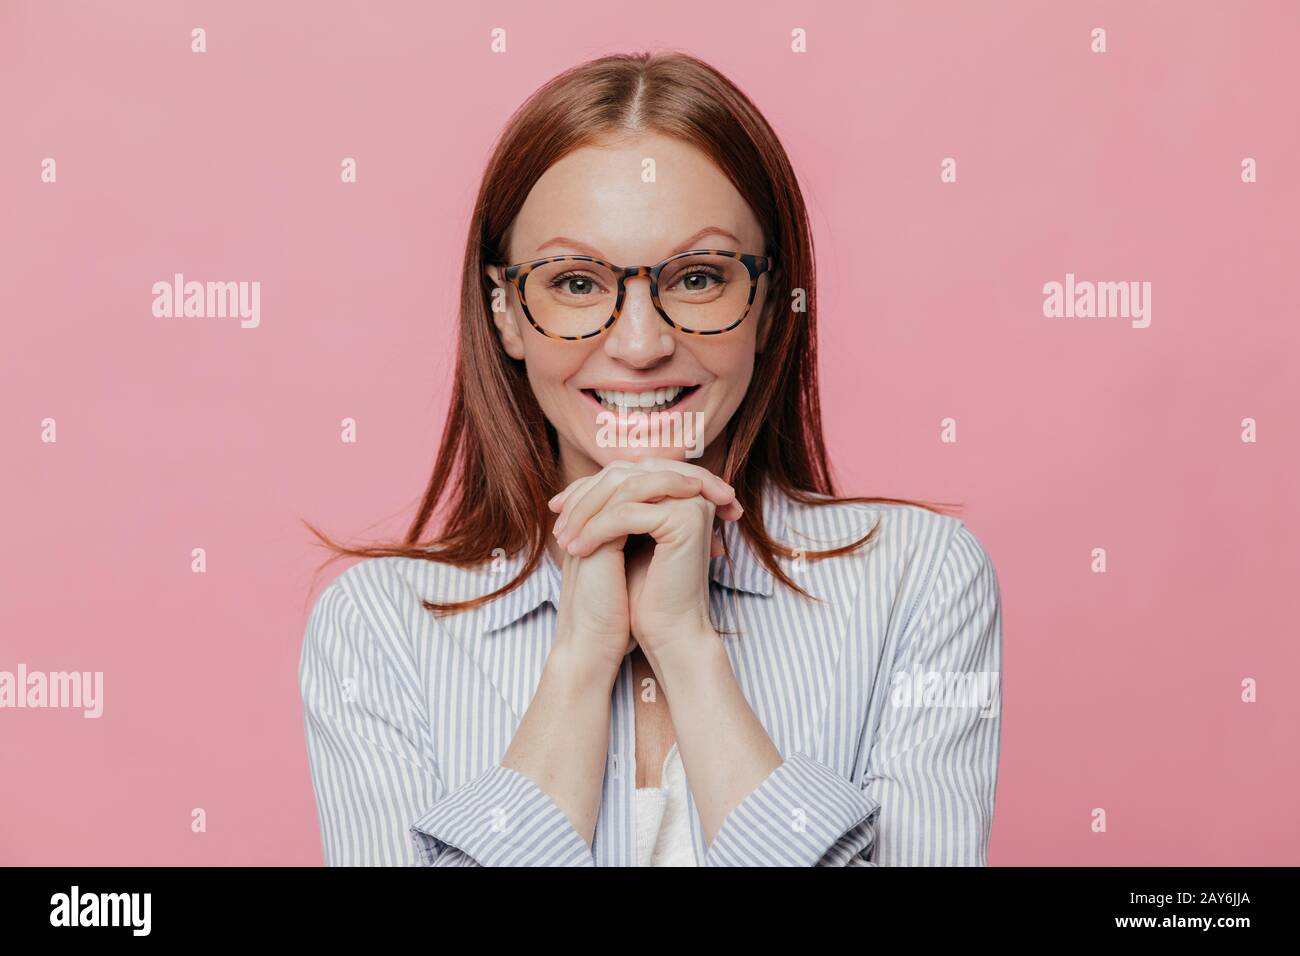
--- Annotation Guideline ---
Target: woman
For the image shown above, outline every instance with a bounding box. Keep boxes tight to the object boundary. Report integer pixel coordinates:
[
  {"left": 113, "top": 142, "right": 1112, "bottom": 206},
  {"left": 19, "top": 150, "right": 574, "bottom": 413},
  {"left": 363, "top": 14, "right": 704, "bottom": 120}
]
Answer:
[{"left": 300, "top": 50, "right": 1003, "bottom": 867}]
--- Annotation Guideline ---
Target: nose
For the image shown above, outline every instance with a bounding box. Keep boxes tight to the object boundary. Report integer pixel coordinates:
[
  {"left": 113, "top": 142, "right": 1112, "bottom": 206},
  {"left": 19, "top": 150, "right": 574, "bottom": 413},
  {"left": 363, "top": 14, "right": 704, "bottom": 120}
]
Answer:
[{"left": 602, "top": 275, "right": 675, "bottom": 368}]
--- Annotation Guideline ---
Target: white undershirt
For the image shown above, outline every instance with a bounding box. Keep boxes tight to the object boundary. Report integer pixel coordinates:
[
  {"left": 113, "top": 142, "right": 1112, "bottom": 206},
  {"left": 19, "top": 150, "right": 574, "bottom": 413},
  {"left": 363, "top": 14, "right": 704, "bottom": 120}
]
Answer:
[{"left": 633, "top": 742, "right": 697, "bottom": 866}]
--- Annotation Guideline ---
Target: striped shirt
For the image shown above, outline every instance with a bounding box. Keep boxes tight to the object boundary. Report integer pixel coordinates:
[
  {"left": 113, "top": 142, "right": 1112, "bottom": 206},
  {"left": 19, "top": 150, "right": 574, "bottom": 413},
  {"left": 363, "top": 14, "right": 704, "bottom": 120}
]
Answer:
[{"left": 299, "top": 484, "right": 1004, "bottom": 866}]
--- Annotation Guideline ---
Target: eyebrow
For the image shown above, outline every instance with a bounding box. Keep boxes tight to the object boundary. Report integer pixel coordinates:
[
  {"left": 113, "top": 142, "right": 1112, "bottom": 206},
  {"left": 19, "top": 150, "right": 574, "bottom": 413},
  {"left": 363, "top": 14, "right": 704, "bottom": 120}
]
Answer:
[{"left": 533, "top": 226, "right": 742, "bottom": 261}]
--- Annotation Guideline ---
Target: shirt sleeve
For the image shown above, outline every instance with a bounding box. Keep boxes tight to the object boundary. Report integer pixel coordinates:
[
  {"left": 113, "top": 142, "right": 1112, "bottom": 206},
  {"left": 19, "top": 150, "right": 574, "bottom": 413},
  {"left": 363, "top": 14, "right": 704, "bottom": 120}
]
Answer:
[
  {"left": 702, "top": 521, "right": 1002, "bottom": 868},
  {"left": 861, "top": 522, "right": 1004, "bottom": 865},
  {"left": 702, "top": 751, "right": 883, "bottom": 866},
  {"left": 299, "top": 574, "right": 595, "bottom": 867}
]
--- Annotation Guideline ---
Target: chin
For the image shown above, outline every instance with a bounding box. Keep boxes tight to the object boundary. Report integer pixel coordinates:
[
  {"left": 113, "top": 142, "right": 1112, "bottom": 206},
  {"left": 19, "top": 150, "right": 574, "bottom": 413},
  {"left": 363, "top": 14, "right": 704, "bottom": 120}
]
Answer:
[
  {"left": 586, "top": 444, "right": 713, "bottom": 470},
  {"left": 605, "top": 446, "right": 693, "bottom": 464}
]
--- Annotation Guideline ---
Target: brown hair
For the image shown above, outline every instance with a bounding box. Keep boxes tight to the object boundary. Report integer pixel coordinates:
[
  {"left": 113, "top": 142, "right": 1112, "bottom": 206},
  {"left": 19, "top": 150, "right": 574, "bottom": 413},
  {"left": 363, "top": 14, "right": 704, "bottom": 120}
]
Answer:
[{"left": 304, "top": 50, "right": 958, "bottom": 614}]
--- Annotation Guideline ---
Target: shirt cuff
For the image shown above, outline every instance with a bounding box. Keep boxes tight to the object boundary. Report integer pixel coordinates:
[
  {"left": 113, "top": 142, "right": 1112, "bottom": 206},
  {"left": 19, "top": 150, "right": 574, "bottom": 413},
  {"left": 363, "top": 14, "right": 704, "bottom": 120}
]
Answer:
[
  {"left": 409, "top": 764, "right": 596, "bottom": 867},
  {"left": 704, "top": 751, "right": 881, "bottom": 867}
]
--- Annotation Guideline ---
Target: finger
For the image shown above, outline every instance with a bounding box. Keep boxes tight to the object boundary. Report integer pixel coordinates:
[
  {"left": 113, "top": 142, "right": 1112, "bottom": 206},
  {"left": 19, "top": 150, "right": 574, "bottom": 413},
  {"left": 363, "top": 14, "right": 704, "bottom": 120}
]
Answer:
[
  {"left": 558, "top": 471, "right": 706, "bottom": 549},
  {"left": 554, "top": 460, "right": 664, "bottom": 536},
  {"left": 554, "top": 468, "right": 630, "bottom": 538},
  {"left": 550, "top": 475, "right": 596, "bottom": 519},
  {"left": 549, "top": 473, "right": 598, "bottom": 512},
  {"left": 557, "top": 467, "right": 698, "bottom": 545},
  {"left": 553, "top": 463, "right": 637, "bottom": 529},
  {"left": 559, "top": 461, "right": 738, "bottom": 533},
  {"left": 630, "top": 459, "right": 742, "bottom": 522},
  {"left": 549, "top": 460, "right": 633, "bottom": 511},
  {"left": 558, "top": 472, "right": 741, "bottom": 539},
  {"left": 618, "top": 458, "right": 736, "bottom": 506},
  {"left": 713, "top": 496, "right": 743, "bottom": 522},
  {"left": 566, "top": 497, "right": 715, "bottom": 557},
  {"left": 548, "top": 482, "right": 579, "bottom": 511}
]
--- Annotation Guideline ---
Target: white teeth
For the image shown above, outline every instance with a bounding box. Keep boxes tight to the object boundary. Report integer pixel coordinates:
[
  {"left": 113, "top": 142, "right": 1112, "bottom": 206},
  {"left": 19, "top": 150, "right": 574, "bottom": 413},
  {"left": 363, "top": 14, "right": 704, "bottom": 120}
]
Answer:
[{"left": 592, "top": 385, "right": 685, "bottom": 410}]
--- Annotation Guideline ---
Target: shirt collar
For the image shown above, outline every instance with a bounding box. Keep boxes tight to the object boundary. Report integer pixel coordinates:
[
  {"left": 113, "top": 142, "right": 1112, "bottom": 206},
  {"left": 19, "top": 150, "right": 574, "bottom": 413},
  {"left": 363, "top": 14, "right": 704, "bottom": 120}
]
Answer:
[
  {"left": 478, "top": 547, "right": 561, "bottom": 634},
  {"left": 479, "top": 482, "right": 785, "bottom": 633}
]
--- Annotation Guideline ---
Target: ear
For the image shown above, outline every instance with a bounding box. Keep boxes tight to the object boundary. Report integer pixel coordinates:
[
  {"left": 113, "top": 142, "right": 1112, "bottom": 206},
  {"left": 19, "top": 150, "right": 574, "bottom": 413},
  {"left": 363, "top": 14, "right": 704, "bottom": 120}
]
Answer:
[{"left": 485, "top": 264, "right": 526, "bottom": 361}]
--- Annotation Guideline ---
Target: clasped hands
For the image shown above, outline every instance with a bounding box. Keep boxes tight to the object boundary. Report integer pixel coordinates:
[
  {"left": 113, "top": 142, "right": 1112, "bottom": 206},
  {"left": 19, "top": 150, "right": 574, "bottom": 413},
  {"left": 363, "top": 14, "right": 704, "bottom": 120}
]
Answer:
[{"left": 548, "top": 458, "right": 743, "bottom": 678}]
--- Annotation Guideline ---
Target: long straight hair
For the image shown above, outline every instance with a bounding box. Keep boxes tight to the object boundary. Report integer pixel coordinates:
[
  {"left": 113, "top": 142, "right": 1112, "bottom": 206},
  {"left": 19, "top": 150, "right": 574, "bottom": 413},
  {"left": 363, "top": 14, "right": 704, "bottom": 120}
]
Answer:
[{"left": 305, "top": 50, "right": 958, "bottom": 614}]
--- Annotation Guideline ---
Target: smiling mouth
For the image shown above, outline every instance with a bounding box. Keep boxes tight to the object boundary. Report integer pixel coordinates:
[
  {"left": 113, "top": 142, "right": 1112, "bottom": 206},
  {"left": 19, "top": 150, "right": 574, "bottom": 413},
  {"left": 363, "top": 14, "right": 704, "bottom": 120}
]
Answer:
[{"left": 582, "top": 385, "right": 700, "bottom": 414}]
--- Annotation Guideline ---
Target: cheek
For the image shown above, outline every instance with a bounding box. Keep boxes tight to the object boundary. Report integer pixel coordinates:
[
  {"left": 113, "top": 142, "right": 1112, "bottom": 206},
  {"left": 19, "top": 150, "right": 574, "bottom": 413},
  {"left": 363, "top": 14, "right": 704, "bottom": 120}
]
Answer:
[
  {"left": 701, "top": 340, "right": 759, "bottom": 431},
  {"left": 719, "top": 331, "right": 760, "bottom": 389},
  {"left": 521, "top": 342, "right": 588, "bottom": 412}
]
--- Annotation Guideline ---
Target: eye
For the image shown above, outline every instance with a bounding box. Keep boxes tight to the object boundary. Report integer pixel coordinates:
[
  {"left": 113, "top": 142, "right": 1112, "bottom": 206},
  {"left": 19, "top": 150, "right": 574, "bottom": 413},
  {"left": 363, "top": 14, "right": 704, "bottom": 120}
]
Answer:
[
  {"left": 548, "top": 271, "right": 606, "bottom": 296},
  {"left": 669, "top": 267, "right": 725, "bottom": 293}
]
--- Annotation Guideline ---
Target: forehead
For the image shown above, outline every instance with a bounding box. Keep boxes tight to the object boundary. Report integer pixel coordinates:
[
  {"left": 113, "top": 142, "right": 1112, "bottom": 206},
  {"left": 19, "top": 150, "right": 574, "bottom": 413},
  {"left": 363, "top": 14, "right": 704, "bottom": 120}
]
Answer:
[{"left": 507, "top": 132, "right": 765, "bottom": 262}]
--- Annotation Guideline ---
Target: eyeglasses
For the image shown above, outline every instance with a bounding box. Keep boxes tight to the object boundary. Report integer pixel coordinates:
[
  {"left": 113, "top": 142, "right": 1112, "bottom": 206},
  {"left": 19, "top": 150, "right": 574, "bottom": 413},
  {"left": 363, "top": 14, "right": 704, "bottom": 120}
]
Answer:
[{"left": 498, "top": 249, "right": 775, "bottom": 340}]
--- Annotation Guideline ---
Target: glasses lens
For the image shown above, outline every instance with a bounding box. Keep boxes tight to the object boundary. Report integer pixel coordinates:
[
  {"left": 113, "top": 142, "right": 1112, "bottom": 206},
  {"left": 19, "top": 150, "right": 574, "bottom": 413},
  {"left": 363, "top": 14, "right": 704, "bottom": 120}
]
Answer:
[
  {"left": 658, "top": 253, "right": 753, "bottom": 333},
  {"left": 523, "top": 259, "right": 619, "bottom": 338},
  {"left": 520, "top": 254, "right": 758, "bottom": 337}
]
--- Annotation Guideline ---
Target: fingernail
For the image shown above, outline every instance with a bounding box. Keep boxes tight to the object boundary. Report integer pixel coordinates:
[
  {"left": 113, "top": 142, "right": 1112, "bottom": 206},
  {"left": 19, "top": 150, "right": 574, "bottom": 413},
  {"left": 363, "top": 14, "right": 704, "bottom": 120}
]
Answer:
[{"left": 555, "top": 512, "right": 568, "bottom": 534}]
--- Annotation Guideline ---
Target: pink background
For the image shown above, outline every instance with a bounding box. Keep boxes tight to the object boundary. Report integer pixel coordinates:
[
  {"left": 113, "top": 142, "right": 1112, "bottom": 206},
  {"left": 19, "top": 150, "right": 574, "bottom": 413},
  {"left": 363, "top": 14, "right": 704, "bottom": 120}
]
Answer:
[{"left": 2, "top": 0, "right": 1297, "bottom": 865}]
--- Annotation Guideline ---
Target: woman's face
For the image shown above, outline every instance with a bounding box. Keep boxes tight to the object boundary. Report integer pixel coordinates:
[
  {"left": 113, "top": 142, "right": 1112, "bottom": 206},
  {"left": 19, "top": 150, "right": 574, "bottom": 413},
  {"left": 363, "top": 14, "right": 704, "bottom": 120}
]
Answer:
[{"left": 486, "top": 132, "right": 773, "bottom": 485}]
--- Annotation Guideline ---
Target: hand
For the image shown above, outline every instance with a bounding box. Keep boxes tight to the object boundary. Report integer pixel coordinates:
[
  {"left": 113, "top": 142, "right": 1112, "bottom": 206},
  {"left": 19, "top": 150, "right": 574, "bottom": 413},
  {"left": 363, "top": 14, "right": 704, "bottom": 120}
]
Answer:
[
  {"left": 549, "top": 459, "right": 743, "bottom": 672},
  {"left": 550, "top": 538, "right": 636, "bottom": 686}
]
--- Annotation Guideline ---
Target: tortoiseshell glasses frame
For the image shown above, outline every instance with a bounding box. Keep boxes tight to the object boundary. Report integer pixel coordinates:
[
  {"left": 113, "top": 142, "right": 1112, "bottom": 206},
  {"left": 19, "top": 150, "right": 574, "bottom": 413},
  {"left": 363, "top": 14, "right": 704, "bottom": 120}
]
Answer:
[{"left": 498, "top": 248, "right": 776, "bottom": 340}]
